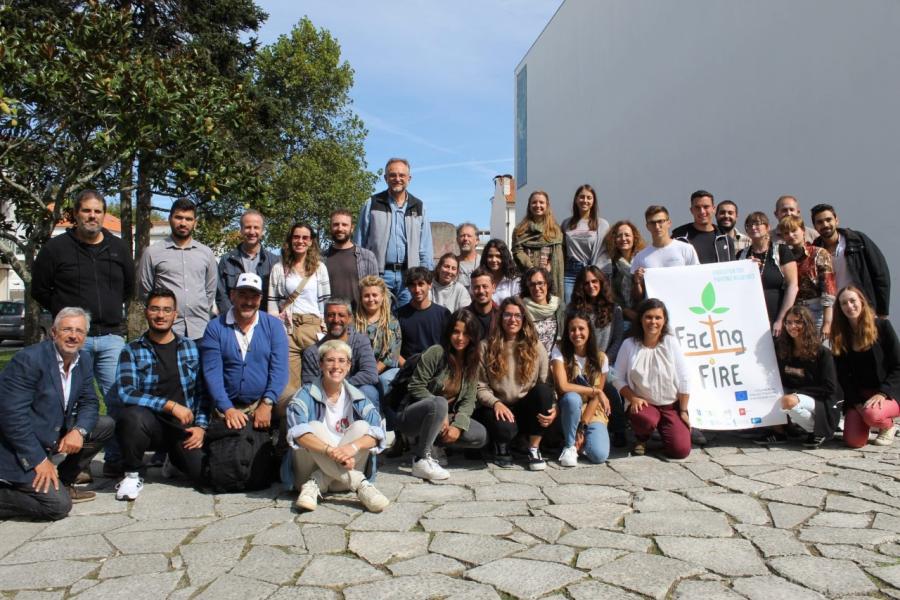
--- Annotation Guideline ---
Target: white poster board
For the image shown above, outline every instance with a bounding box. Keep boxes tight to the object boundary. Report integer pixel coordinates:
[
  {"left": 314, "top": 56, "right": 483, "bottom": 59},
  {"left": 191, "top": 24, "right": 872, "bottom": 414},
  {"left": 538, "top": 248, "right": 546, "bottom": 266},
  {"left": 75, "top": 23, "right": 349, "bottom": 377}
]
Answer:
[{"left": 644, "top": 261, "right": 786, "bottom": 430}]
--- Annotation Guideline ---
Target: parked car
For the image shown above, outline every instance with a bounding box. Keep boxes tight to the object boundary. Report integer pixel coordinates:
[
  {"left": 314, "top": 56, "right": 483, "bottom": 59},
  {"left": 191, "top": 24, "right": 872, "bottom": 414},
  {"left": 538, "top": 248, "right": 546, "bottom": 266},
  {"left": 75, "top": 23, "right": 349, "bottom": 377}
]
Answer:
[{"left": 0, "top": 301, "right": 53, "bottom": 343}]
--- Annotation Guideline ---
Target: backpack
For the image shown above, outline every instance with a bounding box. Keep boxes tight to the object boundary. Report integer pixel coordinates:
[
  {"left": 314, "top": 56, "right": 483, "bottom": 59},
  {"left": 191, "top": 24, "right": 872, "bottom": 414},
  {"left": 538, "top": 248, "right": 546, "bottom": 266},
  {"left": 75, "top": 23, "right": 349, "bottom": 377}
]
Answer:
[
  {"left": 384, "top": 353, "right": 423, "bottom": 412},
  {"left": 204, "top": 418, "right": 278, "bottom": 492}
]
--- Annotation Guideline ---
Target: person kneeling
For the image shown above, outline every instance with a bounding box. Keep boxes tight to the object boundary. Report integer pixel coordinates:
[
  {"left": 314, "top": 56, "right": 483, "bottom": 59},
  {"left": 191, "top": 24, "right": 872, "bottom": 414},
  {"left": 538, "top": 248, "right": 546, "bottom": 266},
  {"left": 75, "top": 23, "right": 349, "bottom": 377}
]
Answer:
[
  {"left": 110, "top": 289, "right": 209, "bottom": 501},
  {"left": 285, "top": 340, "right": 389, "bottom": 512}
]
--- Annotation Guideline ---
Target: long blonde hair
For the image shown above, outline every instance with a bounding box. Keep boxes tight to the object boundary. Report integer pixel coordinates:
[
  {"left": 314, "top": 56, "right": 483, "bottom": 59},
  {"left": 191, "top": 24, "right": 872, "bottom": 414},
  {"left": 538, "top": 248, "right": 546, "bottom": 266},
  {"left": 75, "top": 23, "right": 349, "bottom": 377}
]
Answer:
[
  {"left": 354, "top": 276, "right": 396, "bottom": 351},
  {"left": 514, "top": 190, "right": 562, "bottom": 243},
  {"left": 486, "top": 297, "right": 540, "bottom": 383},
  {"left": 832, "top": 285, "right": 878, "bottom": 355}
]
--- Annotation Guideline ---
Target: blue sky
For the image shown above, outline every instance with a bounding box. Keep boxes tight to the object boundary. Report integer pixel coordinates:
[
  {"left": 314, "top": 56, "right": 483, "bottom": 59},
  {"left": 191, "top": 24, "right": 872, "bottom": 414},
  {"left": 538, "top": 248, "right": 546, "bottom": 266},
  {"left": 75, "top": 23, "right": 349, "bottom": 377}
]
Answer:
[{"left": 255, "top": 0, "right": 562, "bottom": 228}]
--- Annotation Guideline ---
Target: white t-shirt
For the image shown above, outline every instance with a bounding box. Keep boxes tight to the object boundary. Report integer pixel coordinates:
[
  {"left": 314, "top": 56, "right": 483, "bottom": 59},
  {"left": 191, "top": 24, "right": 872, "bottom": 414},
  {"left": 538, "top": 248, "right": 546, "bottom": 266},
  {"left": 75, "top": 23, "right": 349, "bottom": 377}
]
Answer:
[
  {"left": 832, "top": 234, "right": 851, "bottom": 292},
  {"left": 631, "top": 240, "right": 699, "bottom": 272},
  {"left": 323, "top": 387, "right": 353, "bottom": 445},
  {"left": 549, "top": 346, "right": 609, "bottom": 377},
  {"left": 286, "top": 270, "right": 320, "bottom": 315}
]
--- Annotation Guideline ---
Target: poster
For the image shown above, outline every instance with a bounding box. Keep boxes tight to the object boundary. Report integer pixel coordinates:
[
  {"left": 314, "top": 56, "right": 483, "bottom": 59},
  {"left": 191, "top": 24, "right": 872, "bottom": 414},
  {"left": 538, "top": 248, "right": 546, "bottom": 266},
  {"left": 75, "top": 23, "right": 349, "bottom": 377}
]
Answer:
[{"left": 644, "top": 260, "right": 786, "bottom": 430}]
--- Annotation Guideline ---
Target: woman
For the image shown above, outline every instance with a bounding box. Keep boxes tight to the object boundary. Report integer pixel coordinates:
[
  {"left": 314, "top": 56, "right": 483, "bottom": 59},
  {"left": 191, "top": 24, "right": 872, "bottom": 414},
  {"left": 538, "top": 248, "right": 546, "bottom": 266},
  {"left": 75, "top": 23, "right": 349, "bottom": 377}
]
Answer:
[
  {"left": 775, "top": 305, "right": 840, "bottom": 447},
  {"left": 512, "top": 191, "right": 565, "bottom": 300},
  {"left": 602, "top": 220, "right": 647, "bottom": 326},
  {"left": 480, "top": 238, "right": 520, "bottom": 303},
  {"left": 560, "top": 184, "right": 611, "bottom": 303},
  {"left": 520, "top": 267, "right": 565, "bottom": 355},
  {"left": 737, "top": 212, "right": 798, "bottom": 337},
  {"left": 475, "top": 297, "right": 555, "bottom": 470},
  {"left": 431, "top": 253, "right": 472, "bottom": 313},
  {"left": 268, "top": 223, "right": 331, "bottom": 402},
  {"left": 354, "top": 275, "right": 403, "bottom": 398},
  {"left": 832, "top": 286, "right": 900, "bottom": 448},
  {"left": 552, "top": 312, "right": 611, "bottom": 466},
  {"left": 284, "top": 339, "right": 389, "bottom": 513},
  {"left": 777, "top": 215, "right": 836, "bottom": 338},
  {"left": 395, "top": 310, "right": 488, "bottom": 481},
  {"left": 613, "top": 298, "right": 692, "bottom": 459},
  {"left": 569, "top": 266, "right": 627, "bottom": 447}
]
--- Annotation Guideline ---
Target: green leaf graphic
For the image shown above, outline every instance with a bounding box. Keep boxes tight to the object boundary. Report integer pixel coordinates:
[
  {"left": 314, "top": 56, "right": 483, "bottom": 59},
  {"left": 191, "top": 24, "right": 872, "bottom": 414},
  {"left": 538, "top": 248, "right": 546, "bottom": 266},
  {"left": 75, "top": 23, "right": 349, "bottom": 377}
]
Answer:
[
  {"left": 689, "top": 307, "right": 706, "bottom": 315},
  {"left": 701, "top": 283, "right": 716, "bottom": 311},
  {"left": 712, "top": 307, "right": 729, "bottom": 314}
]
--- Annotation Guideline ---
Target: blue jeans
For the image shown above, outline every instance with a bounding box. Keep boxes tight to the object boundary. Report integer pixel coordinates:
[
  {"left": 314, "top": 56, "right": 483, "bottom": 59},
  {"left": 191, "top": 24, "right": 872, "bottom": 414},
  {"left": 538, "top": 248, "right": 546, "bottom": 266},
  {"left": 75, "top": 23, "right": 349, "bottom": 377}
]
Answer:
[
  {"left": 84, "top": 334, "right": 125, "bottom": 462},
  {"left": 381, "top": 269, "right": 411, "bottom": 310},
  {"left": 378, "top": 368, "right": 400, "bottom": 399},
  {"left": 564, "top": 260, "right": 588, "bottom": 305},
  {"left": 559, "top": 392, "right": 610, "bottom": 464},
  {"left": 358, "top": 384, "right": 381, "bottom": 415}
]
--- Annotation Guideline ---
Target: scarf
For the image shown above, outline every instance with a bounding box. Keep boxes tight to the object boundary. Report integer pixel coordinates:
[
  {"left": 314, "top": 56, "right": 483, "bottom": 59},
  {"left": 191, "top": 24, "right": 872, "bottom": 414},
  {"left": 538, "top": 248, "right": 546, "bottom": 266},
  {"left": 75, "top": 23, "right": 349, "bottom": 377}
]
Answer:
[{"left": 523, "top": 295, "right": 559, "bottom": 320}]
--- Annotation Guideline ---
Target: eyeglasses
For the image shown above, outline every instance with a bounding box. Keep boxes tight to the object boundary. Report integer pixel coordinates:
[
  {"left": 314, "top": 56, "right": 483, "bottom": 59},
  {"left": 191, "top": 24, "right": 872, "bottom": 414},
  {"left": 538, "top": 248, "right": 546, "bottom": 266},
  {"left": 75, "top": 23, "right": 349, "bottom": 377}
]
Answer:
[
  {"left": 646, "top": 219, "right": 668, "bottom": 227},
  {"left": 501, "top": 312, "right": 523, "bottom": 321},
  {"left": 746, "top": 222, "right": 768, "bottom": 229},
  {"left": 147, "top": 306, "right": 175, "bottom": 314},
  {"left": 527, "top": 280, "right": 547, "bottom": 288},
  {"left": 58, "top": 327, "right": 87, "bottom": 337}
]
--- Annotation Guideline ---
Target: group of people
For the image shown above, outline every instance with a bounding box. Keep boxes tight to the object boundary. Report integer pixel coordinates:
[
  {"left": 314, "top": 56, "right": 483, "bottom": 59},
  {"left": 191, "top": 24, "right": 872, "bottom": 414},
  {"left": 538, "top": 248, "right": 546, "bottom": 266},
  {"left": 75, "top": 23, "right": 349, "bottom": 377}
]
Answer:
[{"left": 0, "top": 157, "right": 895, "bottom": 521}]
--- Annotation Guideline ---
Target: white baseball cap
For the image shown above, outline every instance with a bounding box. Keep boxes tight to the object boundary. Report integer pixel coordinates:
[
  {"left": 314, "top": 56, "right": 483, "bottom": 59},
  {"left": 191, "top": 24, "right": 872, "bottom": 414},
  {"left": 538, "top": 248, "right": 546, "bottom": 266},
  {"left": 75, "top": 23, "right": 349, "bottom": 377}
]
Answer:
[{"left": 235, "top": 272, "right": 263, "bottom": 293}]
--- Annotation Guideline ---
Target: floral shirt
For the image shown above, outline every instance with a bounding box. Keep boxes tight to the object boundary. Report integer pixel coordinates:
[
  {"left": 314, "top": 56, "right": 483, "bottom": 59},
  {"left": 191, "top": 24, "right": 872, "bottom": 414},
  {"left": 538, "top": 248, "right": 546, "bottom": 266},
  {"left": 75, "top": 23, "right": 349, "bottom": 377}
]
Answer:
[{"left": 794, "top": 243, "right": 836, "bottom": 307}]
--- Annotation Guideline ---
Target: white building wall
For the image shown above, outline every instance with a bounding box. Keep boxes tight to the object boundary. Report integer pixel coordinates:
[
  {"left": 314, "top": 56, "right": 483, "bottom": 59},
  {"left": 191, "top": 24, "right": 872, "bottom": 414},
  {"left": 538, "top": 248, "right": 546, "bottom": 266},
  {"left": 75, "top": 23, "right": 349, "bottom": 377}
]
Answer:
[{"left": 516, "top": 0, "right": 900, "bottom": 316}]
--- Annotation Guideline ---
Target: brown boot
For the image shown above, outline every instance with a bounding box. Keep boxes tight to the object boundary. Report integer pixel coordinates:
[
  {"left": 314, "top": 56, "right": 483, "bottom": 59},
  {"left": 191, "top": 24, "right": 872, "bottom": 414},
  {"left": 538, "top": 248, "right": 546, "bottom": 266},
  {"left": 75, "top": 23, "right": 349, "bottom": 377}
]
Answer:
[
  {"left": 74, "top": 471, "right": 94, "bottom": 485},
  {"left": 67, "top": 486, "right": 96, "bottom": 503}
]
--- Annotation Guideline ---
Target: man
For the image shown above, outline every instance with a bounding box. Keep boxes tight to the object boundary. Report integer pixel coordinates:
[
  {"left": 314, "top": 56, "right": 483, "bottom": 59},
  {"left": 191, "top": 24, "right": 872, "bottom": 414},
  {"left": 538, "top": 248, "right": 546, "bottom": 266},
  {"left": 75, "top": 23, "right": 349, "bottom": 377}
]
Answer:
[
  {"left": 0, "top": 308, "right": 114, "bottom": 520},
  {"left": 465, "top": 267, "right": 499, "bottom": 336},
  {"left": 632, "top": 205, "right": 700, "bottom": 300},
  {"left": 354, "top": 158, "right": 433, "bottom": 307},
  {"left": 456, "top": 223, "right": 480, "bottom": 289},
  {"left": 200, "top": 273, "right": 289, "bottom": 431},
  {"left": 715, "top": 200, "right": 751, "bottom": 254},
  {"left": 397, "top": 267, "right": 450, "bottom": 359},
  {"left": 32, "top": 189, "right": 133, "bottom": 475},
  {"left": 812, "top": 203, "right": 890, "bottom": 317},
  {"left": 774, "top": 195, "right": 818, "bottom": 243},
  {"left": 110, "top": 289, "right": 209, "bottom": 501},
  {"left": 217, "top": 209, "right": 278, "bottom": 314},
  {"left": 324, "top": 209, "right": 378, "bottom": 308},
  {"left": 301, "top": 298, "right": 380, "bottom": 407},
  {"left": 672, "top": 190, "right": 734, "bottom": 264},
  {"left": 139, "top": 198, "right": 218, "bottom": 340}
]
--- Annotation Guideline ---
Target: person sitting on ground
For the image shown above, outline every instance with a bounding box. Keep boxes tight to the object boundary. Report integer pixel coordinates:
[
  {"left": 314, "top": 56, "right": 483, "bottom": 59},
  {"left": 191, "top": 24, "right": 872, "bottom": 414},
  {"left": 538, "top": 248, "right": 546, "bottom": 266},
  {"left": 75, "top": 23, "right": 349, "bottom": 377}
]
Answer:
[
  {"left": 395, "top": 310, "right": 489, "bottom": 481},
  {"left": 774, "top": 305, "right": 840, "bottom": 448},
  {"left": 520, "top": 266, "right": 565, "bottom": 356},
  {"left": 111, "top": 289, "right": 209, "bottom": 501},
  {"left": 285, "top": 339, "right": 389, "bottom": 513},
  {"left": 777, "top": 215, "right": 836, "bottom": 339},
  {"left": 0, "top": 307, "right": 114, "bottom": 520},
  {"left": 613, "top": 298, "right": 692, "bottom": 459},
  {"left": 832, "top": 285, "right": 900, "bottom": 448},
  {"left": 354, "top": 275, "right": 403, "bottom": 399},
  {"left": 431, "top": 253, "right": 472, "bottom": 313},
  {"left": 474, "top": 296, "right": 555, "bottom": 470},
  {"left": 480, "top": 238, "right": 520, "bottom": 303},
  {"left": 552, "top": 311, "right": 611, "bottom": 467},
  {"left": 397, "top": 266, "right": 451, "bottom": 359}
]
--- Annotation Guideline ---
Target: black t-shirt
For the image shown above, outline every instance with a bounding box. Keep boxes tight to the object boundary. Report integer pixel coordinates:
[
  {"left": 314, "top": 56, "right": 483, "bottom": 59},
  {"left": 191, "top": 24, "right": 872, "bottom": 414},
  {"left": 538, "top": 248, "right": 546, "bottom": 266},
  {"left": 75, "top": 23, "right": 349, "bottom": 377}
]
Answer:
[
  {"left": 747, "top": 244, "right": 796, "bottom": 324},
  {"left": 398, "top": 302, "right": 451, "bottom": 358},
  {"left": 326, "top": 247, "right": 360, "bottom": 306},
  {"left": 672, "top": 224, "right": 734, "bottom": 264},
  {"left": 152, "top": 338, "right": 185, "bottom": 407}
]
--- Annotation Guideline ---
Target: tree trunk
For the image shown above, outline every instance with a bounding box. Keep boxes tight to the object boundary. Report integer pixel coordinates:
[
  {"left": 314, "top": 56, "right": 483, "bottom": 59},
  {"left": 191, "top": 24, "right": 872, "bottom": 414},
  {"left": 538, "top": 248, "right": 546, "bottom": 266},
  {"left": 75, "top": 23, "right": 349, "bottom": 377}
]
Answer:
[
  {"left": 22, "top": 248, "right": 43, "bottom": 344},
  {"left": 120, "top": 156, "right": 134, "bottom": 260},
  {"left": 127, "top": 152, "right": 153, "bottom": 338}
]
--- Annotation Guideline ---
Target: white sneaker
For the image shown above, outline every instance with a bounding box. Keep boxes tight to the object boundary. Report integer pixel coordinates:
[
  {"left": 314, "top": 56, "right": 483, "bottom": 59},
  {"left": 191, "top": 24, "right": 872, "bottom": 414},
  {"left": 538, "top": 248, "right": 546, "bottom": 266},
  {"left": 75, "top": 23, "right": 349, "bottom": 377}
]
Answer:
[
  {"left": 873, "top": 425, "right": 897, "bottom": 446},
  {"left": 357, "top": 480, "right": 389, "bottom": 512},
  {"left": 559, "top": 446, "right": 578, "bottom": 468},
  {"left": 295, "top": 478, "right": 320, "bottom": 511},
  {"left": 411, "top": 455, "right": 450, "bottom": 481},
  {"left": 115, "top": 474, "right": 143, "bottom": 501}
]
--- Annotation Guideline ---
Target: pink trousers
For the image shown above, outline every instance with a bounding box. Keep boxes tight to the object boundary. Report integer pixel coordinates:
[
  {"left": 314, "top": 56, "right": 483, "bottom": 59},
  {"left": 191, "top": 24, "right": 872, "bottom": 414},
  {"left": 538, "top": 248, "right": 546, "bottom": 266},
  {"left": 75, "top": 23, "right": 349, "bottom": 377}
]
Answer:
[{"left": 843, "top": 399, "right": 900, "bottom": 448}]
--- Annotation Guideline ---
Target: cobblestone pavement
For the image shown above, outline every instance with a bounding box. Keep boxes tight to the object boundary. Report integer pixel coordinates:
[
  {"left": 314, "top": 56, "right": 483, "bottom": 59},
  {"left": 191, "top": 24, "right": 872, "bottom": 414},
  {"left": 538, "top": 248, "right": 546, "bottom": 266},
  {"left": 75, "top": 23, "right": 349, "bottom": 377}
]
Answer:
[{"left": 5, "top": 434, "right": 900, "bottom": 599}]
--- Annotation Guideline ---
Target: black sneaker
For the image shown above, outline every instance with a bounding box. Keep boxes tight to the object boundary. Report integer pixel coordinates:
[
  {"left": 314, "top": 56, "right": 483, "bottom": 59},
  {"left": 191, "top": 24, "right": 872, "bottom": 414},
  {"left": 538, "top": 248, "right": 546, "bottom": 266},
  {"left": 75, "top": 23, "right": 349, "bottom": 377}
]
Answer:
[
  {"left": 753, "top": 432, "right": 788, "bottom": 445},
  {"left": 494, "top": 443, "right": 514, "bottom": 468},
  {"left": 527, "top": 447, "right": 546, "bottom": 471},
  {"left": 803, "top": 434, "right": 828, "bottom": 448},
  {"left": 611, "top": 431, "right": 628, "bottom": 448}
]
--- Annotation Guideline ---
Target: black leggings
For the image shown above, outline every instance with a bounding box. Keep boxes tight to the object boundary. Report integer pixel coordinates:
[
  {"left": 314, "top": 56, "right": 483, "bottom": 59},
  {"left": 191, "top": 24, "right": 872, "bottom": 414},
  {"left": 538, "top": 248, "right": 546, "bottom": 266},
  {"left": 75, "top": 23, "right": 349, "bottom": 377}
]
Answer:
[
  {"left": 476, "top": 383, "right": 555, "bottom": 444},
  {"left": 117, "top": 406, "right": 203, "bottom": 482}
]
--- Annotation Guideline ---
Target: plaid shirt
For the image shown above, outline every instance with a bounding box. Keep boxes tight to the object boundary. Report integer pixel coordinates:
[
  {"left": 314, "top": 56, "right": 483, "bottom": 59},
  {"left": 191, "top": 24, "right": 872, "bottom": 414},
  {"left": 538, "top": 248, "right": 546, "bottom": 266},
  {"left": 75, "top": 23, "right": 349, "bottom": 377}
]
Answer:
[{"left": 112, "top": 333, "right": 209, "bottom": 428}]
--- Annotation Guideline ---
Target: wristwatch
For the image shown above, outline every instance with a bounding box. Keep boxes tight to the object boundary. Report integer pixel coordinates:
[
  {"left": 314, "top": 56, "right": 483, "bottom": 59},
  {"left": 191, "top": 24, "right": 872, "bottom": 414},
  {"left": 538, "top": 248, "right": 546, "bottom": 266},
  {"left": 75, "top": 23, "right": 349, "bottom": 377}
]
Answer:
[
  {"left": 74, "top": 426, "right": 88, "bottom": 438},
  {"left": 260, "top": 397, "right": 274, "bottom": 406}
]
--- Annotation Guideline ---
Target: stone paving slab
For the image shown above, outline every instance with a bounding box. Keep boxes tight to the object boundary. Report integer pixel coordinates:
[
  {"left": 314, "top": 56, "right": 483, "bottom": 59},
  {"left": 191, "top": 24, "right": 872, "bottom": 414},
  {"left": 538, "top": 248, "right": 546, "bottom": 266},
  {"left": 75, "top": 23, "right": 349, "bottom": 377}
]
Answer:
[{"left": 6, "top": 438, "right": 900, "bottom": 597}]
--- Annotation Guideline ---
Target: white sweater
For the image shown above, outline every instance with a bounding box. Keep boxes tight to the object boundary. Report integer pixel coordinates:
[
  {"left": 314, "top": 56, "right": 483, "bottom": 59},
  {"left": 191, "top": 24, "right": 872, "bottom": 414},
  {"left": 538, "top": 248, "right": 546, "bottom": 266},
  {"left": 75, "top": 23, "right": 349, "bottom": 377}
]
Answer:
[{"left": 613, "top": 335, "right": 691, "bottom": 406}]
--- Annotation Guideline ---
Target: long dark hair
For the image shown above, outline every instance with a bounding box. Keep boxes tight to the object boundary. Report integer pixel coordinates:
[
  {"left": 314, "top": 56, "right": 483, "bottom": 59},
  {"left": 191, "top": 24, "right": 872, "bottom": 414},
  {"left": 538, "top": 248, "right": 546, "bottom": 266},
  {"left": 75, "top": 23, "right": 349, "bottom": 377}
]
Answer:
[
  {"left": 442, "top": 309, "right": 482, "bottom": 381},
  {"left": 567, "top": 184, "right": 599, "bottom": 231},
  {"left": 570, "top": 265, "right": 614, "bottom": 328},
  {"left": 776, "top": 305, "right": 819, "bottom": 362},
  {"left": 486, "top": 296, "right": 539, "bottom": 383},
  {"left": 560, "top": 311, "right": 607, "bottom": 385},
  {"left": 519, "top": 266, "right": 552, "bottom": 302},
  {"left": 281, "top": 222, "right": 320, "bottom": 273},
  {"left": 630, "top": 298, "right": 670, "bottom": 340},
  {"left": 479, "top": 238, "right": 518, "bottom": 282}
]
